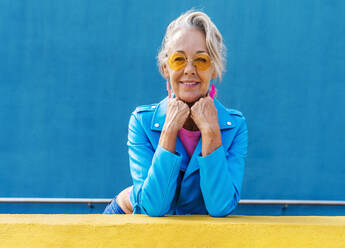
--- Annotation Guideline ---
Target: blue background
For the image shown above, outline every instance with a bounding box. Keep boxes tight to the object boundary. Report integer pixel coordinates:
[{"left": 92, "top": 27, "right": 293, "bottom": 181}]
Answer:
[{"left": 1, "top": 0, "right": 344, "bottom": 215}]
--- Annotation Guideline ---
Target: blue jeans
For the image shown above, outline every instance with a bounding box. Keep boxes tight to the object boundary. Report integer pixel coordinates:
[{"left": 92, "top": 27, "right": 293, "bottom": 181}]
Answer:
[{"left": 103, "top": 196, "right": 125, "bottom": 214}]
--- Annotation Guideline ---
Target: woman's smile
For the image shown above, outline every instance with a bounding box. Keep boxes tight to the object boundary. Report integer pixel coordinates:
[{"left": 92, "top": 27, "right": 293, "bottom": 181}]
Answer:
[{"left": 180, "top": 80, "right": 199, "bottom": 88}]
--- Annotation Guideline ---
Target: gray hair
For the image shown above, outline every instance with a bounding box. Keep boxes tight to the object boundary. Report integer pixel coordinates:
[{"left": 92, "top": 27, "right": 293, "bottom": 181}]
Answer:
[{"left": 157, "top": 10, "right": 226, "bottom": 81}]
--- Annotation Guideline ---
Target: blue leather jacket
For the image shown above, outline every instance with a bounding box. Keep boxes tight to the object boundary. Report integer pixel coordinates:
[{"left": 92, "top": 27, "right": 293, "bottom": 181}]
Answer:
[{"left": 128, "top": 97, "right": 248, "bottom": 217}]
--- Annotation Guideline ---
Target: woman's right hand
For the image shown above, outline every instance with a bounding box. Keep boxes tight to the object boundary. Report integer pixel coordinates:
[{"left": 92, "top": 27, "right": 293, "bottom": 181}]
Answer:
[
  {"left": 165, "top": 98, "right": 190, "bottom": 132},
  {"left": 159, "top": 98, "right": 190, "bottom": 153}
]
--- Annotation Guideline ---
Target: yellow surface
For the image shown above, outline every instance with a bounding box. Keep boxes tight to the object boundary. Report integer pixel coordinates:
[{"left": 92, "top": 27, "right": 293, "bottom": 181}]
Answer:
[{"left": 1, "top": 215, "right": 345, "bottom": 248}]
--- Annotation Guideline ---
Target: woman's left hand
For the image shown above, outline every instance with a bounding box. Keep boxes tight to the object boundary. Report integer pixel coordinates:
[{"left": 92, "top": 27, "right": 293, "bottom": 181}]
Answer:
[{"left": 190, "top": 96, "right": 222, "bottom": 156}]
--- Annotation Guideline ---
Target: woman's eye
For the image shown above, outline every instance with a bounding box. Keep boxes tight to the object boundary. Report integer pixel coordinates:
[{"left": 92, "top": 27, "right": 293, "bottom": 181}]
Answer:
[
  {"left": 174, "top": 57, "right": 185, "bottom": 62},
  {"left": 195, "top": 58, "right": 207, "bottom": 63}
]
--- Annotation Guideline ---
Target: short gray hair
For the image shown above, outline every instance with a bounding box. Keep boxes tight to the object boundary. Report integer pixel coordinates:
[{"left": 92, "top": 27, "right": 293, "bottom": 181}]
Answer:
[{"left": 157, "top": 10, "right": 226, "bottom": 81}]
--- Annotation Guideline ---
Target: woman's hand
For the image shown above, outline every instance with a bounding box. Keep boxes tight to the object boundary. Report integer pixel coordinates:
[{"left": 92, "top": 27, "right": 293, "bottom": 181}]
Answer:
[
  {"left": 191, "top": 97, "right": 222, "bottom": 156},
  {"left": 159, "top": 98, "right": 190, "bottom": 153},
  {"left": 165, "top": 98, "right": 190, "bottom": 133}
]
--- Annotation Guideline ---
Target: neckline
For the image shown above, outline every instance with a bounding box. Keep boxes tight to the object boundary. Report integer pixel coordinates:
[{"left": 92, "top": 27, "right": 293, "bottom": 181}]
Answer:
[{"left": 178, "top": 128, "right": 201, "bottom": 137}]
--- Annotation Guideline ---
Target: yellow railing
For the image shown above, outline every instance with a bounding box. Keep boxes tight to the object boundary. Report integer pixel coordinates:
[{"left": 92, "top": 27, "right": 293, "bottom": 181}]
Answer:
[{"left": 1, "top": 215, "right": 345, "bottom": 248}]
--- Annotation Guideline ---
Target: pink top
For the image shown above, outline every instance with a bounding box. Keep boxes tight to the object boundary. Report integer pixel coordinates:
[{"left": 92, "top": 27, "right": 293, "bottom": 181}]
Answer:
[{"left": 178, "top": 128, "right": 201, "bottom": 158}]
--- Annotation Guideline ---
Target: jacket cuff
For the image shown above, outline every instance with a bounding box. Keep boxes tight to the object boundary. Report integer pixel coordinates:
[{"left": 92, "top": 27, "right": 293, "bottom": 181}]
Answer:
[
  {"left": 153, "top": 145, "right": 182, "bottom": 177},
  {"left": 196, "top": 145, "right": 225, "bottom": 168},
  {"left": 156, "top": 145, "right": 182, "bottom": 159}
]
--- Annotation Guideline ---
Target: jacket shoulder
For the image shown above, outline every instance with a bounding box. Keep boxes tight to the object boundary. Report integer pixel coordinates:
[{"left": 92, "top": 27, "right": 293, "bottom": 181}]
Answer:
[
  {"left": 133, "top": 103, "right": 158, "bottom": 114},
  {"left": 226, "top": 108, "right": 245, "bottom": 119}
]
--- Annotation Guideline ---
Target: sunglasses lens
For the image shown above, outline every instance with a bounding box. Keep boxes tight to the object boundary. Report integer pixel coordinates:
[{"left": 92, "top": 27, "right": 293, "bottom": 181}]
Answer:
[
  {"left": 193, "top": 54, "right": 211, "bottom": 71},
  {"left": 168, "top": 52, "right": 187, "bottom": 71}
]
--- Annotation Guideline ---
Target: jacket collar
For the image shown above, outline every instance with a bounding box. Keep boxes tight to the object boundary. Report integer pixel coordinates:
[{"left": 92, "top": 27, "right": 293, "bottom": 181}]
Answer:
[{"left": 151, "top": 97, "right": 235, "bottom": 131}]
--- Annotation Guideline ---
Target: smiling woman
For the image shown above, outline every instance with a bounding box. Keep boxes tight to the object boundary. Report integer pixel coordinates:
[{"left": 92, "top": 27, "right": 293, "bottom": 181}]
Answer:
[{"left": 104, "top": 10, "right": 248, "bottom": 217}]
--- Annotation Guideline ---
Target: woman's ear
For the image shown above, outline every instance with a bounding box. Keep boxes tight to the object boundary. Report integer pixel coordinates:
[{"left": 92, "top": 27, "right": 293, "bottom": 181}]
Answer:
[
  {"left": 210, "top": 64, "right": 217, "bottom": 79},
  {"left": 162, "top": 64, "right": 170, "bottom": 79},
  {"left": 211, "top": 67, "right": 217, "bottom": 80}
]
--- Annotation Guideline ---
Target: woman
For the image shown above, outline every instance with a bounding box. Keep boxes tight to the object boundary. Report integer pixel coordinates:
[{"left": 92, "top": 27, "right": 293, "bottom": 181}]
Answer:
[{"left": 104, "top": 10, "right": 248, "bottom": 217}]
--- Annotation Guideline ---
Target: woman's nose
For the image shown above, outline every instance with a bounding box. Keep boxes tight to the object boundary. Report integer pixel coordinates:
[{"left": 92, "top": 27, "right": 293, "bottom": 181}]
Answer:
[{"left": 184, "top": 60, "right": 196, "bottom": 75}]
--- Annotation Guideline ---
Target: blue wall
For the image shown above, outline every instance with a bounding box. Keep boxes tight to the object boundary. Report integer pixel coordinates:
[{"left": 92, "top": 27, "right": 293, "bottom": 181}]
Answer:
[{"left": 1, "top": 0, "right": 345, "bottom": 214}]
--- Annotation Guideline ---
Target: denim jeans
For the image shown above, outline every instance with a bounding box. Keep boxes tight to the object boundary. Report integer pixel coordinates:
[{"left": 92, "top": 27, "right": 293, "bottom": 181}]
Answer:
[{"left": 103, "top": 196, "right": 125, "bottom": 214}]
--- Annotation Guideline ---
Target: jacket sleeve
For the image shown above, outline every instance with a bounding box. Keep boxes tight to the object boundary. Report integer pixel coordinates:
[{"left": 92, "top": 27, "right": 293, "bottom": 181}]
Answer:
[
  {"left": 127, "top": 111, "right": 182, "bottom": 216},
  {"left": 197, "top": 117, "right": 248, "bottom": 217}
]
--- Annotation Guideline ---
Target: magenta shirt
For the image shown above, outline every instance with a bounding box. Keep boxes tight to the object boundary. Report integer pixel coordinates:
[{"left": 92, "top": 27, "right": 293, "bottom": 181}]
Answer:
[{"left": 178, "top": 128, "right": 201, "bottom": 158}]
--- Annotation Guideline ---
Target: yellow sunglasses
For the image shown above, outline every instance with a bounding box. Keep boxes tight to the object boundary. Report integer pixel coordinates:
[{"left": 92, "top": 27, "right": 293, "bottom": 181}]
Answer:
[{"left": 167, "top": 52, "right": 212, "bottom": 71}]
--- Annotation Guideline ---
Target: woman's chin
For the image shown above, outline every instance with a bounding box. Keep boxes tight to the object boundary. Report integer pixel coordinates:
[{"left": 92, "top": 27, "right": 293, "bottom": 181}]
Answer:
[{"left": 178, "top": 94, "right": 203, "bottom": 103}]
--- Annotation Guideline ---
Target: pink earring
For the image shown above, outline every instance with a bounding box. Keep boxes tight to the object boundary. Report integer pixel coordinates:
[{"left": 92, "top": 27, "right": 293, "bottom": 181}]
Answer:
[
  {"left": 166, "top": 81, "right": 171, "bottom": 98},
  {"left": 209, "top": 83, "right": 215, "bottom": 100}
]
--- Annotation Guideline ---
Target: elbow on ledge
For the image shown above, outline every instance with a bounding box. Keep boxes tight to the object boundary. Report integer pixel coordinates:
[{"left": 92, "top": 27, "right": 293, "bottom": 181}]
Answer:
[
  {"left": 142, "top": 204, "right": 169, "bottom": 217},
  {"left": 207, "top": 197, "right": 239, "bottom": 217}
]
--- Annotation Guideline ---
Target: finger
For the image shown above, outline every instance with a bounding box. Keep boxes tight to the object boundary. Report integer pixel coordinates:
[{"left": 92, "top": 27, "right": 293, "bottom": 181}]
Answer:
[
  {"left": 191, "top": 99, "right": 201, "bottom": 111},
  {"left": 181, "top": 100, "right": 190, "bottom": 109},
  {"left": 177, "top": 98, "right": 189, "bottom": 106},
  {"left": 182, "top": 104, "right": 190, "bottom": 115},
  {"left": 201, "top": 96, "right": 213, "bottom": 107}
]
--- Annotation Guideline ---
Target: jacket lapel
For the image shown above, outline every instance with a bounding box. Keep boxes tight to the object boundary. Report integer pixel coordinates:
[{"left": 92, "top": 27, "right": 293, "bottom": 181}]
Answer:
[{"left": 150, "top": 97, "right": 168, "bottom": 131}]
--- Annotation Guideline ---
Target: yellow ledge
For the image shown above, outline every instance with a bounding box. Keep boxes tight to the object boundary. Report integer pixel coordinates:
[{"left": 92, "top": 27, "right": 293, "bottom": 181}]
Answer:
[{"left": 1, "top": 215, "right": 345, "bottom": 248}]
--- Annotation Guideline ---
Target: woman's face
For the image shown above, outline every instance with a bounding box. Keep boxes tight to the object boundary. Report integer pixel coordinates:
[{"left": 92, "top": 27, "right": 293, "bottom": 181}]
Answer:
[{"left": 163, "top": 28, "right": 216, "bottom": 103}]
